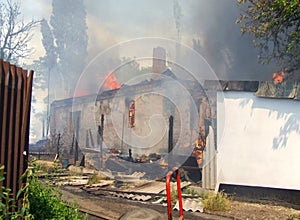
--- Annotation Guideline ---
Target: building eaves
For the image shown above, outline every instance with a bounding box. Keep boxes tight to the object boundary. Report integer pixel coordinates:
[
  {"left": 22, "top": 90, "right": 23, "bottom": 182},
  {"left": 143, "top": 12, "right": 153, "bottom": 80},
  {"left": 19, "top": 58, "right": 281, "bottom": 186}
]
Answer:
[
  {"left": 51, "top": 94, "right": 98, "bottom": 108},
  {"left": 204, "top": 80, "right": 259, "bottom": 92}
]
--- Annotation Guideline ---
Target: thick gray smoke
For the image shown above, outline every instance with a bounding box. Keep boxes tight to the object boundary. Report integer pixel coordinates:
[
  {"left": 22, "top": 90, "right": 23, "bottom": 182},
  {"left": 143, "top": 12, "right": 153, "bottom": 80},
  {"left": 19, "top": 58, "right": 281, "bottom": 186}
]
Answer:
[
  {"left": 189, "top": 0, "right": 278, "bottom": 80},
  {"left": 173, "top": 0, "right": 182, "bottom": 41},
  {"left": 83, "top": 0, "right": 279, "bottom": 82}
]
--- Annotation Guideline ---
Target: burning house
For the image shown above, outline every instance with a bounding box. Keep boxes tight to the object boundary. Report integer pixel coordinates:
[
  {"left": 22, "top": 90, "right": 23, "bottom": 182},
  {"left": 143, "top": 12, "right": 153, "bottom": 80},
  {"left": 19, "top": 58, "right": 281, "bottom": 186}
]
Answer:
[
  {"left": 50, "top": 47, "right": 212, "bottom": 182},
  {"left": 50, "top": 47, "right": 300, "bottom": 203}
]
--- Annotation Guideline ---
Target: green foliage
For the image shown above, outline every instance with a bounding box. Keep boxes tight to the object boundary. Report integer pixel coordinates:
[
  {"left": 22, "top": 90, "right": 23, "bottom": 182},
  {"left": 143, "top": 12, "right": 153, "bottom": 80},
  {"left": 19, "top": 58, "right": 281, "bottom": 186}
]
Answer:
[
  {"left": 28, "top": 176, "right": 85, "bottom": 219},
  {"left": 49, "top": 0, "right": 88, "bottom": 95},
  {"left": 202, "top": 191, "right": 230, "bottom": 212},
  {"left": 0, "top": 165, "right": 33, "bottom": 219},
  {"left": 41, "top": 19, "right": 56, "bottom": 70},
  {"left": 182, "top": 187, "right": 201, "bottom": 196},
  {"left": 33, "top": 160, "right": 62, "bottom": 174},
  {"left": 0, "top": 164, "right": 86, "bottom": 220},
  {"left": 87, "top": 171, "right": 109, "bottom": 185},
  {"left": 27, "top": 163, "right": 86, "bottom": 220},
  {"left": 170, "top": 186, "right": 178, "bottom": 205},
  {"left": 170, "top": 186, "right": 230, "bottom": 212},
  {"left": 236, "top": 0, "right": 300, "bottom": 75},
  {"left": 288, "top": 214, "right": 300, "bottom": 220}
]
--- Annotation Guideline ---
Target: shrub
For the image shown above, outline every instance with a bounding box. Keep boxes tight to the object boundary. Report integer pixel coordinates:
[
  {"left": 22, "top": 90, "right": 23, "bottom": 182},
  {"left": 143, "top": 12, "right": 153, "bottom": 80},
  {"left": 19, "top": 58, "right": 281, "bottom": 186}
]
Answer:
[
  {"left": 87, "top": 171, "right": 104, "bottom": 185},
  {"left": 182, "top": 187, "right": 201, "bottom": 196},
  {"left": 202, "top": 191, "right": 230, "bottom": 212},
  {"left": 27, "top": 164, "right": 87, "bottom": 220},
  {"left": 0, "top": 165, "right": 33, "bottom": 219},
  {"left": 288, "top": 214, "right": 300, "bottom": 220},
  {"left": 0, "top": 164, "right": 87, "bottom": 220}
]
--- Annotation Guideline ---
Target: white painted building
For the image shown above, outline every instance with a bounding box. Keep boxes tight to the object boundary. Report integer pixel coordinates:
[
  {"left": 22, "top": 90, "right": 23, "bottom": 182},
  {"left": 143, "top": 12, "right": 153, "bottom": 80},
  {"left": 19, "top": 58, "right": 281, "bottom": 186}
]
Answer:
[
  {"left": 217, "top": 91, "right": 300, "bottom": 190},
  {"left": 203, "top": 81, "right": 300, "bottom": 202}
]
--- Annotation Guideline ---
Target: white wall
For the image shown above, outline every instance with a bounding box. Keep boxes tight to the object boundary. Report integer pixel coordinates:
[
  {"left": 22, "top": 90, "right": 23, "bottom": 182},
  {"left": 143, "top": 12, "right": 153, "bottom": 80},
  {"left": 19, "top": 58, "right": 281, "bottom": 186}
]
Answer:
[{"left": 217, "top": 91, "right": 300, "bottom": 190}]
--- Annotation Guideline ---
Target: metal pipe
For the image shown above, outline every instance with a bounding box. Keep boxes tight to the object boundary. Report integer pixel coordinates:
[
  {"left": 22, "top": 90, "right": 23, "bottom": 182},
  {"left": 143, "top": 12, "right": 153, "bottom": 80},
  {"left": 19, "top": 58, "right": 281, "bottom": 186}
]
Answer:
[
  {"left": 166, "top": 170, "right": 173, "bottom": 220},
  {"left": 166, "top": 167, "right": 184, "bottom": 220},
  {"left": 176, "top": 169, "right": 184, "bottom": 219}
]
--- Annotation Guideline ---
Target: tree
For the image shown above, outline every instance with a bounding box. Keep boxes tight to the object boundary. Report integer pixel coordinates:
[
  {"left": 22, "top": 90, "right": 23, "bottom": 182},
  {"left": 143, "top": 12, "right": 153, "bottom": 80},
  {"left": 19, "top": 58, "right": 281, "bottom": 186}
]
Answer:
[
  {"left": 236, "top": 0, "right": 300, "bottom": 77},
  {"left": 25, "top": 57, "right": 48, "bottom": 141},
  {"left": 49, "top": 0, "right": 88, "bottom": 96},
  {"left": 41, "top": 19, "right": 56, "bottom": 71},
  {"left": 0, "top": 0, "right": 39, "bottom": 63},
  {"left": 41, "top": 19, "right": 57, "bottom": 137}
]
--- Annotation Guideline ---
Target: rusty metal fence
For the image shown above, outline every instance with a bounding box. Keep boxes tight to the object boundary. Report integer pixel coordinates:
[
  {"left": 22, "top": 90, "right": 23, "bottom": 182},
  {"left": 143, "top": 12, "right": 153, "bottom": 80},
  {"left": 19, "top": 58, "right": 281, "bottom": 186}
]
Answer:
[{"left": 0, "top": 59, "right": 33, "bottom": 202}]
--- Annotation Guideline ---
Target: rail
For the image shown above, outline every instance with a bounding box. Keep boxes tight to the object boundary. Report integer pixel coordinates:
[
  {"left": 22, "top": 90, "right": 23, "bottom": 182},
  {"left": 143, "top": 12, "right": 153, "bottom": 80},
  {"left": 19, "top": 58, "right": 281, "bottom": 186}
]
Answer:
[{"left": 166, "top": 168, "right": 184, "bottom": 220}]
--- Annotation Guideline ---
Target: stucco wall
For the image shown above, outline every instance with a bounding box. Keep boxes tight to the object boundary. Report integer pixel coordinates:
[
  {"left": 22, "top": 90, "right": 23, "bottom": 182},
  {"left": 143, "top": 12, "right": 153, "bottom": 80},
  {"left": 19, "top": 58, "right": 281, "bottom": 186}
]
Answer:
[{"left": 217, "top": 91, "right": 300, "bottom": 190}]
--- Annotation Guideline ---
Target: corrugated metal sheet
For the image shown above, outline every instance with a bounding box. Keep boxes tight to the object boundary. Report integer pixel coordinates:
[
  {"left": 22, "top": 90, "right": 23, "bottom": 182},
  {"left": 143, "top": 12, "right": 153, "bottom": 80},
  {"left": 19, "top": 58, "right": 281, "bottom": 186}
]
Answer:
[
  {"left": 110, "top": 192, "right": 152, "bottom": 201},
  {"left": 81, "top": 180, "right": 206, "bottom": 213},
  {"left": 109, "top": 181, "right": 166, "bottom": 201},
  {"left": 83, "top": 180, "right": 193, "bottom": 203},
  {"left": 174, "top": 198, "right": 203, "bottom": 212},
  {"left": 114, "top": 172, "right": 145, "bottom": 182},
  {"left": 0, "top": 59, "right": 33, "bottom": 210},
  {"left": 134, "top": 181, "right": 166, "bottom": 194}
]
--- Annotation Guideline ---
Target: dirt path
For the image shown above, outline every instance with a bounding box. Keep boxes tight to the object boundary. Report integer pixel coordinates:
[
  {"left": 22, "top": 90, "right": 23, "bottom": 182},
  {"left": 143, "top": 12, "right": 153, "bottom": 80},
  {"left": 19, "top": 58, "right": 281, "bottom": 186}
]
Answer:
[
  {"left": 60, "top": 186, "right": 231, "bottom": 220},
  {"left": 211, "top": 200, "right": 300, "bottom": 220}
]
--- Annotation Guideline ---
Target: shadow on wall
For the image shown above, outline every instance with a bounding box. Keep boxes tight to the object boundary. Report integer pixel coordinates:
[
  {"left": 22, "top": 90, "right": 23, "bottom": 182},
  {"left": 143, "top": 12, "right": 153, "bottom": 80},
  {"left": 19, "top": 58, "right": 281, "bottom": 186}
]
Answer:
[
  {"left": 272, "top": 114, "right": 300, "bottom": 150},
  {"left": 236, "top": 93, "right": 300, "bottom": 150}
]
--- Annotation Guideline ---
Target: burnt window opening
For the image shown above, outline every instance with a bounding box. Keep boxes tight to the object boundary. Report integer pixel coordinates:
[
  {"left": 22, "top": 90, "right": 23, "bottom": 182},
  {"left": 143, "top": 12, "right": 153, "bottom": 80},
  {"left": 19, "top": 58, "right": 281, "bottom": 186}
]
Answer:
[{"left": 129, "top": 100, "right": 135, "bottom": 128}]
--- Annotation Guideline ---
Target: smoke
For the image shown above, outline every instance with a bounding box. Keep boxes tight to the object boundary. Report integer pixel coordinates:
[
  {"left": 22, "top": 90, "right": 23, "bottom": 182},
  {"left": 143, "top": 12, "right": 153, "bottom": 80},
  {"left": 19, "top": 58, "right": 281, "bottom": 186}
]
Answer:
[
  {"left": 188, "top": 0, "right": 279, "bottom": 80},
  {"left": 48, "top": 0, "right": 280, "bottom": 91},
  {"left": 173, "top": 0, "right": 182, "bottom": 41}
]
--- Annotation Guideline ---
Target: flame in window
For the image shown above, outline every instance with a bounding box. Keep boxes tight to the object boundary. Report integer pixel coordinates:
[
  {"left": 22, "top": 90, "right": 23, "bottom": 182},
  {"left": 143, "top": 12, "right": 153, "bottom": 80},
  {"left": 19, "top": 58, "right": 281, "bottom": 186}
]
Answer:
[{"left": 129, "top": 100, "right": 135, "bottom": 128}]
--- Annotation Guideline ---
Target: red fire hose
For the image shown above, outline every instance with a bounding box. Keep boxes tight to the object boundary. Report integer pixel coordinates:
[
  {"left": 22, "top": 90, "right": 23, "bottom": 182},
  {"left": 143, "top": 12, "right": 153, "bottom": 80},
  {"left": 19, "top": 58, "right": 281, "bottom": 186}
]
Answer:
[{"left": 166, "top": 168, "right": 184, "bottom": 220}]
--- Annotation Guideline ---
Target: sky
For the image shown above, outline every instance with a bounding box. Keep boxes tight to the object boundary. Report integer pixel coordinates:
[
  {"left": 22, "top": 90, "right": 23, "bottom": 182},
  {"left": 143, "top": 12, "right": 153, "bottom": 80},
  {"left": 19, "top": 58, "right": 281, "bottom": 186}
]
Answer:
[
  {"left": 16, "top": 0, "right": 279, "bottom": 142},
  {"left": 20, "top": 0, "right": 277, "bottom": 80}
]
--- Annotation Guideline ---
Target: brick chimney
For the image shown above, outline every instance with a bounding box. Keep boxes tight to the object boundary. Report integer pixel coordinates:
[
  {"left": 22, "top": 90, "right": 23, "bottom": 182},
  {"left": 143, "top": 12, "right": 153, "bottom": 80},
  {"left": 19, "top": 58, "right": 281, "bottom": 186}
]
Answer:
[{"left": 152, "top": 47, "right": 167, "bottom": 79}]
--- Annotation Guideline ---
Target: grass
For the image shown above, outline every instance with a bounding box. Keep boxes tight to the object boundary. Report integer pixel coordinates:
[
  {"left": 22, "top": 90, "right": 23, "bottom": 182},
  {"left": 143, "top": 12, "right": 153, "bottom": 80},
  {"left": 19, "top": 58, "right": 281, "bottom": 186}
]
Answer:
[
  {"left": 31, "top": 160, "right": 62, "bottom": 174},
  {"left": 288, "top": 214, "right": 300, "bottom": 220},
  {"left": 182, "top": 187, "right": 201, "bottom": 196},
  {"left": 202, "top": 191, "right": 230, "bottom": 212},
  {"left": 87, "top": 171, "right": 101, "bottom": 185},
  {"left": 87, "top": 171, "right": 109, "bottom": 185}
]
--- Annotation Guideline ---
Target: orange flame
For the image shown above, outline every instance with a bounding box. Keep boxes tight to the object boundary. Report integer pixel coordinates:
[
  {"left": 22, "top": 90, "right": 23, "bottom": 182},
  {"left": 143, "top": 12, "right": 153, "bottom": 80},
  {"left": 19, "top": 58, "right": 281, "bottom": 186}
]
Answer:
[
  {"left": 103, "top": 71, "right": 122, "bottom": 90},
  {"left": 273, "top": 70, "right": 285, "bottom": 83}
]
